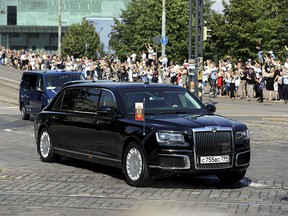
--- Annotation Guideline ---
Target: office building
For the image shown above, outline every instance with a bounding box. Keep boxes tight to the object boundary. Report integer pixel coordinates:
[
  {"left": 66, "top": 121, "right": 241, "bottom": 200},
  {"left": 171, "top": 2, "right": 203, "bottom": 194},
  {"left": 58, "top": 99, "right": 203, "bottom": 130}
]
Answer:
[{"left": 0, "top": 0, "right": 130, "bottom": 53}]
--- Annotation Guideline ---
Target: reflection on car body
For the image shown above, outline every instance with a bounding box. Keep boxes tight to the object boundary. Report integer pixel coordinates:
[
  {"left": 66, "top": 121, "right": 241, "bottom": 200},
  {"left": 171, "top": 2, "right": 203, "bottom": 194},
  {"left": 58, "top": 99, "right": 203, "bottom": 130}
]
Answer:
[{"left": 34, "top": 82, "right": 250, "bottom": 187}]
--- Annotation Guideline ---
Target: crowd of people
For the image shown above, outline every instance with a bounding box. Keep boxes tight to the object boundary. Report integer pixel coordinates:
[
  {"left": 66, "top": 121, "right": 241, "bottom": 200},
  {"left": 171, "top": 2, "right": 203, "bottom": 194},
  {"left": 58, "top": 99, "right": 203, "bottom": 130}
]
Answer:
[{"left": 1, "top": 45, "right": 288, "bottom": 103}]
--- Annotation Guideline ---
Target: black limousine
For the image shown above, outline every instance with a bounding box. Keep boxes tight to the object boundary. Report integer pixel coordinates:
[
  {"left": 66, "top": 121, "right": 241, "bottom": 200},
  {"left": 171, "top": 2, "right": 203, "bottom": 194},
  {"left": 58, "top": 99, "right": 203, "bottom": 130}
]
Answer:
[{"left": 34, "top": 81, "right": 250, "bottom": 187}]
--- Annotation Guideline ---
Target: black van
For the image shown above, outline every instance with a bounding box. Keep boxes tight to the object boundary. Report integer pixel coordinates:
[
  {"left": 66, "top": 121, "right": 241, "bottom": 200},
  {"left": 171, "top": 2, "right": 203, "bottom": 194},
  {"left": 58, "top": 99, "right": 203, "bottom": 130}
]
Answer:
[{"left": 19, "top": 70, "right": 84, "bottom": 120}]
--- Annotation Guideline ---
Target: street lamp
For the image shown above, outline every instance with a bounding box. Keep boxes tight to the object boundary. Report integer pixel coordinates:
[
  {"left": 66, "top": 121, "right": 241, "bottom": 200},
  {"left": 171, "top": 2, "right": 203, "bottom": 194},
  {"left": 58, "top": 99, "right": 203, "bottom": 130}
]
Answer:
[
  {"left": 58, "top": 0, "right": 61, "bottom": 57},
  {"left": 161, "top": 0, "right": 166, "bottom": 57}
]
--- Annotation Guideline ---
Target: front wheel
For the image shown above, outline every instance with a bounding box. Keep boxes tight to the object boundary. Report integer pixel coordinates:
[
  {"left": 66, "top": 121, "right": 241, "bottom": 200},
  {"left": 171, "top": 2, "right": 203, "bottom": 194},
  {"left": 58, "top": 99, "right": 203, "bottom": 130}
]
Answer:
[
  {"left": 217, "top": 170, "right": 246, "bottom": 184},
  {"left": 21, "top": 105, "right": 30, "bottom": 120},
  {"left": 123, "top": 142, "right": 153, "bottom": 187},
  {"left": 37, "top": 128, "right": 58, "bottom": 162}
]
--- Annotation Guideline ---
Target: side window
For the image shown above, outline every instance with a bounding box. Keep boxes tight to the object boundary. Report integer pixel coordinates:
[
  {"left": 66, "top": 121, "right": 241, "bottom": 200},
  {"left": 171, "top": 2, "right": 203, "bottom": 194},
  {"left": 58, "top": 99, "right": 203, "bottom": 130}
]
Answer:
[
  {"left": 99, "top": 90, "right": 117, "bottom": 109},
  {"left": 22, "top": 74, "right": 38, "bottom": 89},
  {"left": 52, "top": 91, "right": 64, "bottom": 111},
  {"left": 61, "top": 89, "right": 79, "bottom": 111},
  {"left": 36, "top": 76, "right": 43, "bottom": 90},
  {"left": 75, "top": 88, "right": 101, "bottom": 112}
]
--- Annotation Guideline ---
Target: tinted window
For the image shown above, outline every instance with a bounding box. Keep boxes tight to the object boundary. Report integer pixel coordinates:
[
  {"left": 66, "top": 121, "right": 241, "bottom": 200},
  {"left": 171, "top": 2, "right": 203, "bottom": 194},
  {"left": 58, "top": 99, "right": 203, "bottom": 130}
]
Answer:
[
  {"left": 99, "top": 90, "right": 117, "bottom": 109},
  {"left": 22, "top": 74, "right": 38, "bottom": 89},
  {"left": 121, "top": 89, "right": 203, "bottom": 114},
  {"left": 7, "top": 6, "right": 17, "bottom": 25},
  {"left": 52, "top": 91, "right": 64, "bottom": 111},
  {"left": 75, "top": 88, "right": 101, "bottom": 112},
  {"left": 61, "top": 89, "right": 79, "bottom": 111}
]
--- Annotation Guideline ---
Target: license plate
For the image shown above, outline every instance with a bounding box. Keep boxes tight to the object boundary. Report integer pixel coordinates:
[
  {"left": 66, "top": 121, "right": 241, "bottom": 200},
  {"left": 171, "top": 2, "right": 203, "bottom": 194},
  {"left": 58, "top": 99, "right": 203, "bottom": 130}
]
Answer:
[{"left": 200, "top": 155, "right": 230, "bottom": 164}]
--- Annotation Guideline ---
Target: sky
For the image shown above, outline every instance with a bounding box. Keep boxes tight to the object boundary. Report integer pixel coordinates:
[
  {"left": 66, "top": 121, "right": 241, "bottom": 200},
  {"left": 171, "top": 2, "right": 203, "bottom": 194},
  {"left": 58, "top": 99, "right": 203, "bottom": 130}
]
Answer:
[{"left": 211, "top": 0, "right": 224, "bottom": 13}]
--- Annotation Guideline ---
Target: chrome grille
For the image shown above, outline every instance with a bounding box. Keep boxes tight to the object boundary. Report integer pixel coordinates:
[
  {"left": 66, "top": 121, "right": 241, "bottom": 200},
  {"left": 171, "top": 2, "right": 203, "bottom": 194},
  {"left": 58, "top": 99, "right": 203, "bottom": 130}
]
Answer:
[{"left": 193, "top": 127, "right": 233, "bottom": 170}]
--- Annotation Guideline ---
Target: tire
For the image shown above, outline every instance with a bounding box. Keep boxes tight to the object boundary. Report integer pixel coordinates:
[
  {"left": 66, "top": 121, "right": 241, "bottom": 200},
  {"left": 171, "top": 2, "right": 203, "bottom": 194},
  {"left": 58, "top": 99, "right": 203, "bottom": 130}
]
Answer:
[
  {"left": 21, "top": 105, "right": 30, "bottom": 120},
  {"left": 217, "top": 170, "right": 246, "bottom": 184},
  {"left": 123, "top": 142, "right": 154, "bottom": 187},
  {"left": 37, "top": 128, "right": 58, "bottom": 162}
]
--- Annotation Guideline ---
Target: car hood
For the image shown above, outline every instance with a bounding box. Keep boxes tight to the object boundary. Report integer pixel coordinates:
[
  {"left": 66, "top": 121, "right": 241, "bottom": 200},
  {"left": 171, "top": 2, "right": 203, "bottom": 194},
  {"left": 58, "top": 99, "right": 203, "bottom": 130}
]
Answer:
[{"left": 145, "top": 114, "right": 240, "bottom": 130}]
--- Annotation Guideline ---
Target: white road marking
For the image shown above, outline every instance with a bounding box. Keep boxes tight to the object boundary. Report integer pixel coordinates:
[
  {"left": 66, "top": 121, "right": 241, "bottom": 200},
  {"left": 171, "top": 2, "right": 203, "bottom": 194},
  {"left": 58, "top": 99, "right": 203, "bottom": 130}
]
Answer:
[
  {"left": 0, "top": 107, "right": 18, "bottom": 109},
  {"left": 0, "top": 77, "right": 20, "bottom": 83}
]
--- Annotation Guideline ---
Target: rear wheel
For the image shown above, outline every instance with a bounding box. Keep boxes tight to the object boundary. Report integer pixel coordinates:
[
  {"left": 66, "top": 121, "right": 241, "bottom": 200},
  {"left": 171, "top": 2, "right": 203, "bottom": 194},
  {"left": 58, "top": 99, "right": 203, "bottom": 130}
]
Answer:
[
  {"left": 21, "top": 105, "right": 30, "bottom": 120},
  {"left": 217, "top": 170, "right": 246, "bottom": 184},
  {"left": 123, "top": 142, "right": 153, "bottom": 187},
  {"left": 37, "top": 128, "right": 58, "bottom": 162}
]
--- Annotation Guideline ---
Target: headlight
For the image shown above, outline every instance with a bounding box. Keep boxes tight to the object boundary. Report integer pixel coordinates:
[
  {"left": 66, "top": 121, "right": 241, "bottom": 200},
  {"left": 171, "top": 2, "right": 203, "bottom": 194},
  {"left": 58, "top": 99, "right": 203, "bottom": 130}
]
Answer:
[
  {"left": 235, "top": 129, "right": 250, "bottom": 140},
  {"left": 156, "top": 131, "right": 185, "bottom": 145}
]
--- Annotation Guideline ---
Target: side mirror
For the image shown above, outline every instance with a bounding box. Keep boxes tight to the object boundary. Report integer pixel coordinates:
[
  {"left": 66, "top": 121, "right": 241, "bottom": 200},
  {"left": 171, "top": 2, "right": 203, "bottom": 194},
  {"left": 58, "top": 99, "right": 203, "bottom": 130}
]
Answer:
[
  {"left": 35, "top": 87, "right": 43, "bottom": 92},
  {"left": 206, "top": 104, "right": 216, "bottom": 113}
]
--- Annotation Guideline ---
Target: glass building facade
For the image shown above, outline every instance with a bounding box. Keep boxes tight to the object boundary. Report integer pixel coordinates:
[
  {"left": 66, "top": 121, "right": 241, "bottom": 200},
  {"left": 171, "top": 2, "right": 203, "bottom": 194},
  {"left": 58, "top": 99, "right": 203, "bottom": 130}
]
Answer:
[{"left": 0, "top": 0, "right": 130, "bottom": 52}]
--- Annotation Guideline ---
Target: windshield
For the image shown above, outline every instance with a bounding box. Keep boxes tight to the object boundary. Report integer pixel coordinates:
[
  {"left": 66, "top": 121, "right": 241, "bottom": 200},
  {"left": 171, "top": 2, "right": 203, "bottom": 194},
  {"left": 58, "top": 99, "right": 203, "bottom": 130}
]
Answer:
[
  {"left": 121, "top": 88, "right": 206, "bottom": 115},
  {"left": 45, "top": 74, "right": 84, "bottom": 89}
]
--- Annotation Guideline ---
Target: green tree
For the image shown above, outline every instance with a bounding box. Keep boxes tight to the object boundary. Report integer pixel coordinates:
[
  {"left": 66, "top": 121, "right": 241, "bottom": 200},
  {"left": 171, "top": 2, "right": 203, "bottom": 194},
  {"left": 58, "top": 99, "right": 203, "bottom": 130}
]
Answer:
[
  {"left": 62, "top": 20, "right": 102, "bottom": 59},
  {"left": 206, "top": 0, "right": 288, "bottom": 62},
  {"left": 110, "top": 0, "right": 186, "bottom": 63},
  {"left": 109, "top": 0, "right": 215, "bottom": 63}
]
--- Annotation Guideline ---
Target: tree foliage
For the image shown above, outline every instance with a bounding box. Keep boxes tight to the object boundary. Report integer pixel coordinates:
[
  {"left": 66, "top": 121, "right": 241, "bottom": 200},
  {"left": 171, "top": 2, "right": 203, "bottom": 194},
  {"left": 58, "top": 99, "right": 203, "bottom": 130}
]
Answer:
[
  {"left": 205, "top": 0, "right": 288, "bottom": 61},
  {"left": 110, "top": 0, "right": 288, "bottom": 63},
  {"left": 110, "top": 0, "right": 193, "bottom": 63},
  {"left": 62, "top": 20, "right": 102, "bottom": 59}
]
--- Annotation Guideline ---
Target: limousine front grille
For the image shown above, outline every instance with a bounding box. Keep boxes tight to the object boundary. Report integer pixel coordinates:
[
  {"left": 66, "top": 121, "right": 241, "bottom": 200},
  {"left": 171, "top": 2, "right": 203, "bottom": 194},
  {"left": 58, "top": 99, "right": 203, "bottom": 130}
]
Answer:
[{"left": 193, "top": 127, "right": 233, "bottom": 170}]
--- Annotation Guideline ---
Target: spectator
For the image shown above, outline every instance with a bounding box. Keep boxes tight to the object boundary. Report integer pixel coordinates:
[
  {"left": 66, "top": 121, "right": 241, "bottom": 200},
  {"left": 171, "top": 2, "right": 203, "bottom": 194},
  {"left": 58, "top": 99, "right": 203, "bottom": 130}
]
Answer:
[
  {"left": 282, "top": 69, "right": 288, "bottom": 104},
  {"left": 264, "top": 66, "right": 275, "bottom": 100},
  {"left": 246, "top": 67, "right": 256, "bottom": 101},
  {"left": 256, "top": 72, "right": 265, "bottom": 102},
  {"left": 145, "top": 43, "right": 154, "bottom": 66}
]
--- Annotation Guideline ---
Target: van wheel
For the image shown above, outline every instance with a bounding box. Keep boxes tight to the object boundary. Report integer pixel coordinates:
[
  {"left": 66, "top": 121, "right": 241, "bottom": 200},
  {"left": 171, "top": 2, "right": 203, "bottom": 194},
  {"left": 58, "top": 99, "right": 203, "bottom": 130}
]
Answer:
[
  {"left": 123, "top": 142, "right": 154, "bottom": 187},
  {"left": 21, "top": 105, "right": 30, "bottom": 120},
  {"left": 37, "top": 128, "right": 58, "bottom": 162}
]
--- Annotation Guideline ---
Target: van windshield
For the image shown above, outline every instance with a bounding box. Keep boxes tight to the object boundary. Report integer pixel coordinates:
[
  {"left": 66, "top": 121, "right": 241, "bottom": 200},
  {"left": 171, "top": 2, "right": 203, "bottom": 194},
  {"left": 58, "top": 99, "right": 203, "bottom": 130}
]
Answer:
[{"left": 45, "top": 74, "right": 84, "bottom": 90}]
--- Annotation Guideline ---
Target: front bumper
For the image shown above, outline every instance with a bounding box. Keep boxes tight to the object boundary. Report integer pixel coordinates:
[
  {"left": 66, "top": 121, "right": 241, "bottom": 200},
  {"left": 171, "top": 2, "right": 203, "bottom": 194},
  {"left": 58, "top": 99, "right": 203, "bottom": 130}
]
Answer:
[{"left": 149, "top": 149, "right": 250, "bottom": 174}]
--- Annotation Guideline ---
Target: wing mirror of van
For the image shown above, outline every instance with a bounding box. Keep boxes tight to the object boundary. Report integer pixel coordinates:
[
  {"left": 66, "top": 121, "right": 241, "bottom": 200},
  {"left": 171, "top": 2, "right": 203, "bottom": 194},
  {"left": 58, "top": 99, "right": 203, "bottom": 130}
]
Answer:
[
  {"left": 35, "top": 87, "right": 43, "bottom": 92},
  {"left": 206, "top": 104, "right": 216, "bottom": 113}
]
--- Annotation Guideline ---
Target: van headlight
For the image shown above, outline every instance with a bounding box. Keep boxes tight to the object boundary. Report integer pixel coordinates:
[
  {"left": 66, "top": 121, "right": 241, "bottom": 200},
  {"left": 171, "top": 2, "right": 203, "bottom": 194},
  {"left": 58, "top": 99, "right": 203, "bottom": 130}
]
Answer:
[
  {"left": 235, "top": 129, "right": 250, "bottom": 140},
  {"left": 156, "top": 131, "right": 185, "bottom": 145}
]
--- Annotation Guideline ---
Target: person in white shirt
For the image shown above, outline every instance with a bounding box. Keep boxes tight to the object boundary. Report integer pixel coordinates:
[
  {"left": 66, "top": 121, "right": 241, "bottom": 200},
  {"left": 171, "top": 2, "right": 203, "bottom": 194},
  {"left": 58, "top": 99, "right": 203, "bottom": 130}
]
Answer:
[{"left": 145, "top": 43, "right": 154, "bottom": 66}]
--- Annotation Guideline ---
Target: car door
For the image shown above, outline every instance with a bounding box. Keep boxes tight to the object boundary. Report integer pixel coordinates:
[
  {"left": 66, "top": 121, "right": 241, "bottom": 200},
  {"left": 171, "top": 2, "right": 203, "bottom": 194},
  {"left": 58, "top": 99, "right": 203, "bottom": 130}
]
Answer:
[
  {"left": 49, "top": 89, "right": 78, "bottom": 150},
  {"left": 20, "top": 73, "right": 38, "bottom": 111},
  {"left": 28, "top": 74, "right": 44, "bottom": 114},
  {"left": 33, "top": 75, "right": 45, "bottom": 113},
  {"left": 70, "top": 87, "right": 101, "bottom": 153},
  {"left": 91, "top": 89, "right": 123, "bottom": 160}
]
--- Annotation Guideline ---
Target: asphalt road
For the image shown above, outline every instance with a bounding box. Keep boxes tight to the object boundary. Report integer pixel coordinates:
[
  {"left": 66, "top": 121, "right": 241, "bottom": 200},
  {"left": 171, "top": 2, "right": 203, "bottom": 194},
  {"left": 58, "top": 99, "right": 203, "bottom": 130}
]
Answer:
[{"left": 0, "top": 66, "right": 288, "bottom": 216}]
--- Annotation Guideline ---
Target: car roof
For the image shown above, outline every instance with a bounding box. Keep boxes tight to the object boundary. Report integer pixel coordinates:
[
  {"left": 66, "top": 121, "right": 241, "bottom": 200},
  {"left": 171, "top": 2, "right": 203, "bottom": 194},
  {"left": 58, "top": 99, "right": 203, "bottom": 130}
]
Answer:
[
  {"left": 22, "top": 70, "right": 83, "bottom": 75},
  {"left": 64, "top": 81, "right": 186, "bottom": 91}
]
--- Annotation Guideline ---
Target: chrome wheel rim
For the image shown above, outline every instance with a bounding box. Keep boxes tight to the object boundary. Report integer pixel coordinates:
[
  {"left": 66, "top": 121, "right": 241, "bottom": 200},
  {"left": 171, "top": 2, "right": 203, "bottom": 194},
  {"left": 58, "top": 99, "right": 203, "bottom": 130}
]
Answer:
[
  {"left": 40, "top": 131, "right": 50, "bottom": 158},
  {"left": 126, "top": 147, "right": 143, "bottom": 181}
]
